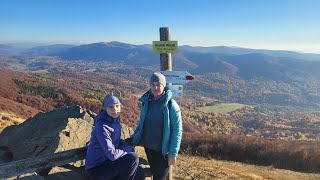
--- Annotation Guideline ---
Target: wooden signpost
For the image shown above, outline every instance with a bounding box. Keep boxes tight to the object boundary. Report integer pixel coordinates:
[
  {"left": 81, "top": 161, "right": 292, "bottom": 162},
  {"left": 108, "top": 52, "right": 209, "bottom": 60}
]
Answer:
[
  {"left": 153, "top": 27, "right": 195, "bottom": 180},
  {"left": 155, "top": 27, "right": 174, "bottom": 180},
  {"left": 153, "top": 28, "right": 195, "bottom": 98},
  {"left": 158, "top": 27, "right": 173, "bottom": 71}
]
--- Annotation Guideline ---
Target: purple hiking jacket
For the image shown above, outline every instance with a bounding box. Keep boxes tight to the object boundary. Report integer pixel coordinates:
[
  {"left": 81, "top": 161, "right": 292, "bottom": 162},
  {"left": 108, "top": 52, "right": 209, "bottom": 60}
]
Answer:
[{"left": 85, "top": 111, "right": 132, "bottom": 170}]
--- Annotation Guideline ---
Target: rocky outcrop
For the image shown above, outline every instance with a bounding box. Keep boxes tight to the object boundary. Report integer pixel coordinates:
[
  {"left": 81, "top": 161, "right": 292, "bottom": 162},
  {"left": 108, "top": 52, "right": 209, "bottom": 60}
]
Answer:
[{"left": 0, "top": 105, "right": 134, "bottom": 179}]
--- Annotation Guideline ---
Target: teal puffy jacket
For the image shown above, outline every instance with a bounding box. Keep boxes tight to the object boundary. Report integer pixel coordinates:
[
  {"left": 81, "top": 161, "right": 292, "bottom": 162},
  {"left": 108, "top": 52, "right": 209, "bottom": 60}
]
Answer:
[{"left": 133, "top": 88, "right": 183, "bottom": 157}]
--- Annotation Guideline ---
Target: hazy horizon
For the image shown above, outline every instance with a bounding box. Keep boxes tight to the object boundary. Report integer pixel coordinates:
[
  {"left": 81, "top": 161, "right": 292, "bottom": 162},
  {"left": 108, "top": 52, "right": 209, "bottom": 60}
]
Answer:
[
  {"left": 2, "top": 40, "right": 320, "bottom": 55},
  {"left": 1, "top": 0, "right": 319, "bottom": 53}
]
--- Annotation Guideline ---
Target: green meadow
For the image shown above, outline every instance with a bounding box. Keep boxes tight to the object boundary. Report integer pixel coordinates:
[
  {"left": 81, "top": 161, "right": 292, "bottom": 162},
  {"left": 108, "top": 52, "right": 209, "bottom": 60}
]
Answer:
[{"left": 197, "top": 103, "right": 247, "bottom": 113}]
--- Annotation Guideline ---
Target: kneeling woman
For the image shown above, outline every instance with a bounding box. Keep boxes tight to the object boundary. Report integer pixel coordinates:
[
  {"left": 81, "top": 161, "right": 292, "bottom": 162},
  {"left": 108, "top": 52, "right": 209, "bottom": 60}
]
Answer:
[{"left": 85, "top": 95, "right": 145, "bottom": 180}]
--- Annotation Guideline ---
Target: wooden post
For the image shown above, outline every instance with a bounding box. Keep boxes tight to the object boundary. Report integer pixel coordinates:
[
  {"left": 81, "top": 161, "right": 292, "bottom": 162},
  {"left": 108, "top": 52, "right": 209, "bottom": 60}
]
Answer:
[
  {"left": 159, "top": 27, "right": 173, "bottom": 180},
  {"left": 160, "top": 27, "right": 172, "bottom": 71}
]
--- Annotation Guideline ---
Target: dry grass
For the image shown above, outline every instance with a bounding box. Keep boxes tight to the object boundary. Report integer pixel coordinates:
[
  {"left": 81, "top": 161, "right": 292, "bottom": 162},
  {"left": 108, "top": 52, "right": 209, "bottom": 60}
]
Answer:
[
  {"left": 135, "top": 146, "right": 320, "bottom": 180},
  {"left": 0, "top": 111, "right": 25, "bottom": 133}
]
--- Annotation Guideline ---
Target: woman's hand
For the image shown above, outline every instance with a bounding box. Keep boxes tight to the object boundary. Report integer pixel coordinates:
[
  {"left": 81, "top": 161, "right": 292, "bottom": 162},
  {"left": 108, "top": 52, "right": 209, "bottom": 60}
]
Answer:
[{"left": 168, "top": 156, "right": 177, "bottom": 166}]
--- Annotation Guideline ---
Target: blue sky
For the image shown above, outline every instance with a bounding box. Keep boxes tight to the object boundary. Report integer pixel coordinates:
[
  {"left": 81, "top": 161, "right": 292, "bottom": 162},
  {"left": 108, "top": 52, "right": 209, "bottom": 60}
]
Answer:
[{"left": 1, "top": 0, "right": 319, "bottom": 53}]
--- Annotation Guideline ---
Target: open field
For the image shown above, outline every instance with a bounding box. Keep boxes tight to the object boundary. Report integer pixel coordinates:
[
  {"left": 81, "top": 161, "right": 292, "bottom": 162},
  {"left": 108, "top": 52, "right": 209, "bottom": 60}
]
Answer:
[{"left": 197, "top": 103, "right": 248, "bottom": 113}]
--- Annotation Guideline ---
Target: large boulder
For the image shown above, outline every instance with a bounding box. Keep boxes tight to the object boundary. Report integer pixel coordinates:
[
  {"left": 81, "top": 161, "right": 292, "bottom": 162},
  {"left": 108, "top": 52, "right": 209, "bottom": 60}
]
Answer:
[
  {"left": 0, "top": 105, "right": 134, "bottom": 179},
  {"left": 0, "top": 106, "right": 94, "bottom": 162}
]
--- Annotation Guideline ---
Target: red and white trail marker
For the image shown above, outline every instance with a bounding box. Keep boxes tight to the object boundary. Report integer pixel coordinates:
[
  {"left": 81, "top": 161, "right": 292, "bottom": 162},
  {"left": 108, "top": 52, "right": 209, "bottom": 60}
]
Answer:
[{"left": 161, "top": 71, "right": 195, "bottom": 85}]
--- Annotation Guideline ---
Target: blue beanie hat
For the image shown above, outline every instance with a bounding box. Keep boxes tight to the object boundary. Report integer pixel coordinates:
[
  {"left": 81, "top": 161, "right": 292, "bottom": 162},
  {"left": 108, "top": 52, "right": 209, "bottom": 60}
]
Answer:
[
  {"left": 103, "top": 96, "right": 121, "bottom": 110},
  {"left": 150, "top": 72, "right": 166, "bottom": 87}
]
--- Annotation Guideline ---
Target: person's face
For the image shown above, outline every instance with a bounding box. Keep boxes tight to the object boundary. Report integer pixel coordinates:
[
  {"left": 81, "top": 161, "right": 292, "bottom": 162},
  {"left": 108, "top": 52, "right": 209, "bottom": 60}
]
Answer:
[
  {"left": 106, "top": 104, "right": 121, "bottom": 119},
  {"left": 150, "top": 82, "right": 164, "bottom": 97}
]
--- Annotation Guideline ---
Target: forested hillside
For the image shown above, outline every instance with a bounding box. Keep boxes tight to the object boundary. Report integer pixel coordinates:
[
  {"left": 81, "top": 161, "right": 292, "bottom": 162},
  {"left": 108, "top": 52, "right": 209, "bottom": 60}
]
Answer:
[{"left": 1, "top": 55, "right": 320, "bottom": 141}]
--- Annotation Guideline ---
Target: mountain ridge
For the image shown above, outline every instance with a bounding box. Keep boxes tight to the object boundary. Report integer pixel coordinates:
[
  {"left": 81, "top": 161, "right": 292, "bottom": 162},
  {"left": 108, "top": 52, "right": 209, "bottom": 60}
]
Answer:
[{"left": 1, "top": 41, "right": 320, "bottom": 61}]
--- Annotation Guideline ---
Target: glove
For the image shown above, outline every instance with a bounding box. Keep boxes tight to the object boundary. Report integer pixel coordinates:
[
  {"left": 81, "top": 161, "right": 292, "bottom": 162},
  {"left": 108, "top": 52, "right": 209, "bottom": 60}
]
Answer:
[{"left": 123, "top": 146, "right": 135, "bottom": 152}]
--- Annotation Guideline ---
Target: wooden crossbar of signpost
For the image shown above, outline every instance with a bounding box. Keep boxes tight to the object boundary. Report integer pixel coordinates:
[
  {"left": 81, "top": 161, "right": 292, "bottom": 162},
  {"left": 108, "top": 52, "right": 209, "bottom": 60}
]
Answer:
[{"left": 0, "top": 147, "right": 87, "bottom": 179}]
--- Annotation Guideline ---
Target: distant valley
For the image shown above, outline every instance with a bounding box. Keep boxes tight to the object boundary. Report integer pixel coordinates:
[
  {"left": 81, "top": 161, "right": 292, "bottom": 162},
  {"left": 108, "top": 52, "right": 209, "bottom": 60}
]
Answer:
[{"left": 1, "top": 41, "right": 320, "bottom": 109}]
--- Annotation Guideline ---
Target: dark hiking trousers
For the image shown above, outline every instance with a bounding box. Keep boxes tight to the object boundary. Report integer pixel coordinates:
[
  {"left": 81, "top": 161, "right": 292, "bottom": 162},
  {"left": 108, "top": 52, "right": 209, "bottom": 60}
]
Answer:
[
  {"left": 145, "top": 148, "right": 169, "bottom": 180},
  {"left": 87, "top": 152, "right": 145, "bottom": 180}
]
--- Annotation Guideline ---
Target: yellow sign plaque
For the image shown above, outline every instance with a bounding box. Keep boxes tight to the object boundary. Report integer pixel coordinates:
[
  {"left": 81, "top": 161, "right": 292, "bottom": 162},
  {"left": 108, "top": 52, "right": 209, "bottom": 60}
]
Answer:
[{"left": 152, "top": 41, "right": 178, "bottom": 54}]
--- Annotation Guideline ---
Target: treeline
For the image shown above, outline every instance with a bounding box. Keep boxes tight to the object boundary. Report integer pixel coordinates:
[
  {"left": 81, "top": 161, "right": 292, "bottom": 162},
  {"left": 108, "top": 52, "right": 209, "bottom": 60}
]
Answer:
[
  {"left": 9, "top": 74, "right": 141, "bottom": 128},
  {"left": 181, "top": 133, "right": 320, "bottom": 173},
  {"left": 13, "top": 79, "right": 68, "bottom": 99},
  {"left": 186, "top": 73, "right": 320, "bottom": 108},
  {"left": 179, "top": 103, "right": 320, "bottom": 141}
]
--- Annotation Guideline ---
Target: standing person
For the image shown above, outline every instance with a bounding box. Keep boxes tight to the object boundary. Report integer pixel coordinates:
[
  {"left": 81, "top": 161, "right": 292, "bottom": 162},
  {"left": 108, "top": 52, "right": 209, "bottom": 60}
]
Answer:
[
  {"left": 133, "top": 72, "right": 183, "bottom": 180},
  {"left": 85, "top": 95, "right": 145, "bottom": 180}
]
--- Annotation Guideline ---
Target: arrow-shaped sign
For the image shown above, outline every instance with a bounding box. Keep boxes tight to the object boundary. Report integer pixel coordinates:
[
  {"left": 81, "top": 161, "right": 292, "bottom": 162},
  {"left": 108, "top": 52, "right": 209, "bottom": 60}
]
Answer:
[{"left": 161, "top": 71, "right": 195, "bottom": 85}]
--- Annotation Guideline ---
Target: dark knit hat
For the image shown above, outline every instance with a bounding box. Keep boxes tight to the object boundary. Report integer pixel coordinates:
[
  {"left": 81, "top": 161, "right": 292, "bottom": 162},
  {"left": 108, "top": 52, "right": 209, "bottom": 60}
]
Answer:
[
  {"left": 103, "top": 96, "right": 121, "bottom": 110},
  {"left": 150, "top": 72, "right": 166, "bottom": 87}
]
